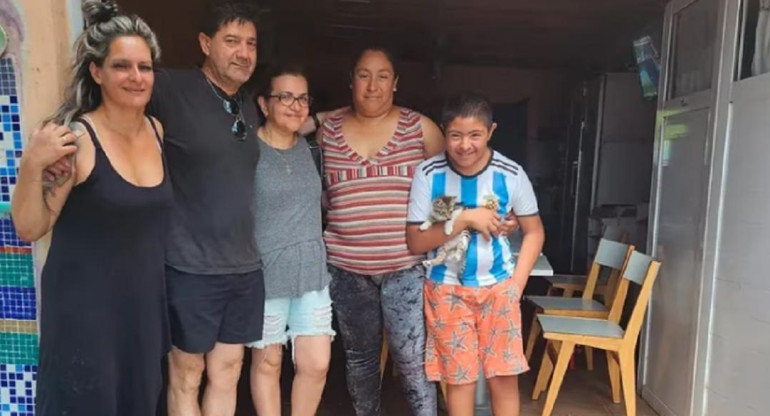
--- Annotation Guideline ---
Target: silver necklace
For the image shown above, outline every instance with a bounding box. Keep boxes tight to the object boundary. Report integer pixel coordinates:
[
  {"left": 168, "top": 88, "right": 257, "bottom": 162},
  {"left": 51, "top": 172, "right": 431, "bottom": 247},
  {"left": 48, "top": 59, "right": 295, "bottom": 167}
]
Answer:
[
  {"left": 203, "top": 73, "right": 242, "bottom": 108},
  {"left": 260, "top": 127, "right": 296, "bottom": 175}
]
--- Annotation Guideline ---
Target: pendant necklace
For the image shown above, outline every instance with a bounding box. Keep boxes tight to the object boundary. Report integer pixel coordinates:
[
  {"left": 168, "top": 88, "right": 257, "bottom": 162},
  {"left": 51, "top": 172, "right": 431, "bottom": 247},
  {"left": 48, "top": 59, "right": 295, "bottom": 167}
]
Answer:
[{"left": 261, "top": 127, "right": 295, "bottom": 175}]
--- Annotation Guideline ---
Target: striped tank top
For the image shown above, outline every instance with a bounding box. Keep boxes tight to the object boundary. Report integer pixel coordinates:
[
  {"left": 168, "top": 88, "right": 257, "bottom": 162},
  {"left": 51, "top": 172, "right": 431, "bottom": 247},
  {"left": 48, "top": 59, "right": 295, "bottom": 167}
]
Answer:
[{"left": 320, "top": 108, "right": 426, "bottom": 275}]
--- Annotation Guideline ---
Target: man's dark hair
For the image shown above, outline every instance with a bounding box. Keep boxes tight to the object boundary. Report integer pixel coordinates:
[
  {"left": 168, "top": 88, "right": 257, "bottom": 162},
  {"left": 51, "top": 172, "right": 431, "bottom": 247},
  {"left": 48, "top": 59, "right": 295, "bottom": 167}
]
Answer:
[
  {"left": 441, "top": 91, "right": 494, "bottom": 129},
  {"left": 200, "top": 0, "right": 260, "bottom": 37}
]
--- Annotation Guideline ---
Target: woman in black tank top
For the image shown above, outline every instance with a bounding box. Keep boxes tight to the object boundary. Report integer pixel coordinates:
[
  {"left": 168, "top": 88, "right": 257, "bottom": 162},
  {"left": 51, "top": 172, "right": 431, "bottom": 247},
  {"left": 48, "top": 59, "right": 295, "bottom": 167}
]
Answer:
[{"left": 11, "top": 3, "right": 170, "bottom": 415}]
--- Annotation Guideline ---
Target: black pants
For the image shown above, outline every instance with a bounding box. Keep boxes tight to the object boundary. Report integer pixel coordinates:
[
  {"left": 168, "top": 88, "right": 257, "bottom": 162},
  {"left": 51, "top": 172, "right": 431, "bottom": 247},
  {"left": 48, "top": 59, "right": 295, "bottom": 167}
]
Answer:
[{"left": 329, "top": 264, "right": 437, "bottom": 416}]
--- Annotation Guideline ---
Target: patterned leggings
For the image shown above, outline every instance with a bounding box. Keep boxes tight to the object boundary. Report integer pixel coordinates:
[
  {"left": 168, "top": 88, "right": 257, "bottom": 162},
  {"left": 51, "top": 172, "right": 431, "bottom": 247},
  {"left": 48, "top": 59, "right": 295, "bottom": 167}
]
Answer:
[{"left": 329, "top": 264, "right": 437, "bottom": 416}]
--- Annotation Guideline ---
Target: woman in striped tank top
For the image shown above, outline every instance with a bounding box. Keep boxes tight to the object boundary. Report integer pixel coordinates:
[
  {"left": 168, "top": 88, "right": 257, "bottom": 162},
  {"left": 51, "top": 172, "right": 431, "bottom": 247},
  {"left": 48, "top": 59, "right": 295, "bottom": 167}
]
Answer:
[{"left": 317, "top": 47, "right": 444, "bottom": 416}]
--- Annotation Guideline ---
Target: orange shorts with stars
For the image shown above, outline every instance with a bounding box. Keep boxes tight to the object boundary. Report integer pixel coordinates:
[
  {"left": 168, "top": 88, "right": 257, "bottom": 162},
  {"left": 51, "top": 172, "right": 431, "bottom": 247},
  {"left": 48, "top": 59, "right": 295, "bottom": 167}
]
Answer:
[{"left": 424, "top": 277, "right": 529, "bottom": 385}]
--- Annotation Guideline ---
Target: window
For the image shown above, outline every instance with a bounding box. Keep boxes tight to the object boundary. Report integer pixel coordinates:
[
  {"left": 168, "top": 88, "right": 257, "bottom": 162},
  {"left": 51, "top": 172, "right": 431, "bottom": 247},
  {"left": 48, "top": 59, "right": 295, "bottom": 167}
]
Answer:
[
  {"left": 736, "top": 0, "right": 770, "bottom": 79},
  {"left": 668, "top": 0, "right": 718, "bottom": 98}
]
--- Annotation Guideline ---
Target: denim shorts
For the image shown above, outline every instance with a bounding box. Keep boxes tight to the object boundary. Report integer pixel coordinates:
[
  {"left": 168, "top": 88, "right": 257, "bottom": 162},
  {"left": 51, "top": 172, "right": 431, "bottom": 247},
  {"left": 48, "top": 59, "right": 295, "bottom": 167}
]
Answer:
[{"left": 247, "top": 286, "right": 335, "bottom": 349}]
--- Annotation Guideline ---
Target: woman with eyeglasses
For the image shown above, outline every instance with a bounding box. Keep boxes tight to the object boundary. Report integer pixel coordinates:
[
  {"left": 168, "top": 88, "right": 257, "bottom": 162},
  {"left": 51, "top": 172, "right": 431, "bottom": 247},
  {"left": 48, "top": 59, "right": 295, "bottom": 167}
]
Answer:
[{"left": 247, "top": 65, "right": 335, "bottom": 416}]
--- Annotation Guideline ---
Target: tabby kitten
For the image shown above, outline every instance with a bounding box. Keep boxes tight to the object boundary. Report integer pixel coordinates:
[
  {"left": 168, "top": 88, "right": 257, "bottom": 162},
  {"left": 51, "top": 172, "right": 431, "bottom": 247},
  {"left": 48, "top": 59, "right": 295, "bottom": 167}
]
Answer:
[{"left": 420, "top": 194, "right": 500, "bottom": 274}]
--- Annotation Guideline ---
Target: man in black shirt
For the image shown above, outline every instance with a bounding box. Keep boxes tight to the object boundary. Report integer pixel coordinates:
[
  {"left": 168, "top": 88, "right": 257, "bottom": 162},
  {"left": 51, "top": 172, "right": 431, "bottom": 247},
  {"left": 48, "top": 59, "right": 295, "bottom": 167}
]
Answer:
[{"left": 148, "top": 2, "right": 264, "bottom": 415}]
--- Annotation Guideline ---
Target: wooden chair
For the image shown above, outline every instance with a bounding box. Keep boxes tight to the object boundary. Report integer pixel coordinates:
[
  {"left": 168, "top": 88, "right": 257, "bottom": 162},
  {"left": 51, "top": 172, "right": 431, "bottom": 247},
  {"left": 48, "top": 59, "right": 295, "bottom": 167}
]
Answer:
[
  {"left": 380, "top": 334, "right": 400, "bottom": 381},
  {"left": 380, "top": 336, "right": 389, "bottom": 381},
  {"left": 544, "top": 227, "right": 629, "bottom": 299},
  {"left": 531, "top": 251, "right": 661, "bottom": 416},
  {"left": 524, "top": 239, "right": 634, "bottom": 370}
]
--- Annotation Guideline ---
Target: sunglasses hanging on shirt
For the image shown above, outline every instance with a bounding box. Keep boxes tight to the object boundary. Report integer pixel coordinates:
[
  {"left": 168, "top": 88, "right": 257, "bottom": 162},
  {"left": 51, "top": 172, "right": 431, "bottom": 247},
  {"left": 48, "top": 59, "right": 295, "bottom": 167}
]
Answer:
[{"left": 204, "top": 75, "right": 248, "bottom": 141}]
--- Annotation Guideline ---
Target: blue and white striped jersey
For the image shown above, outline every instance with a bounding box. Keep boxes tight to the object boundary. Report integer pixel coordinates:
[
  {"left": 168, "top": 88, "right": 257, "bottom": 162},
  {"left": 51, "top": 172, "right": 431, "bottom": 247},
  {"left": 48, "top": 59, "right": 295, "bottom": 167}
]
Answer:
[{"left": 407, "top": 151, "right": 539, "bottom": 286}]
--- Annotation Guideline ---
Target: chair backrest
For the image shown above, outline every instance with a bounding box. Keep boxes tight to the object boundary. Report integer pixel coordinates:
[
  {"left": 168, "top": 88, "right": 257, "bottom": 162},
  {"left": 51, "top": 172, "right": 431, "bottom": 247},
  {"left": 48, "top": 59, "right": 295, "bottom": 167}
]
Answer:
[
  {"left": 582, "top": 238, "right": 634, "bottom": 301},
  {"left": 607, "top": 251, "right": 661, "bottom": 344}
]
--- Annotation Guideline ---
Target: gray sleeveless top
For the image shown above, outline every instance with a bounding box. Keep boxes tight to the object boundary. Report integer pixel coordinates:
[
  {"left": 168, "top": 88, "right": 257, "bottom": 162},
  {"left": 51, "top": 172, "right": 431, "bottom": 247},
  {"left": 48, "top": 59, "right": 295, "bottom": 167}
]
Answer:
[{"left": 253, "top": 135, "right": 330, "bottom": 299}]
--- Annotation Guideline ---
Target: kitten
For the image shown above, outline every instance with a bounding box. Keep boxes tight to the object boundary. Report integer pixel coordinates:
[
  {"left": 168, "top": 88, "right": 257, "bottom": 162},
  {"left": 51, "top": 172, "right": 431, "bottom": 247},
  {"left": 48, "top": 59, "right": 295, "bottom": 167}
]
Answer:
[
  {"left": 419, "top": 196, "right": 463, "bottom": 235},
  {"left": 420, "top": 194, "right": 500, "bottom": 274}
]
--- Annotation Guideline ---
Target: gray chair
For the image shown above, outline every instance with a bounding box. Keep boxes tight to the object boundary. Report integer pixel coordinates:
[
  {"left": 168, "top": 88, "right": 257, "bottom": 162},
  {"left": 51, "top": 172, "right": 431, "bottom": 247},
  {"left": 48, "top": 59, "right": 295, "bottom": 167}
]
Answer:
[{"left": 543, "top": 226, "right": 629, "bottom": 299}]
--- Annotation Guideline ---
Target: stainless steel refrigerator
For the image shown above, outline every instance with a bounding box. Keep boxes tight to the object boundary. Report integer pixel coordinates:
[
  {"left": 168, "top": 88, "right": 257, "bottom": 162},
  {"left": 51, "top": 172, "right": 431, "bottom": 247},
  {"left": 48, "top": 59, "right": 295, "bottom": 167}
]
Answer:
[{"left": 555, "top": 72, "right": 656, "bottom": 273}]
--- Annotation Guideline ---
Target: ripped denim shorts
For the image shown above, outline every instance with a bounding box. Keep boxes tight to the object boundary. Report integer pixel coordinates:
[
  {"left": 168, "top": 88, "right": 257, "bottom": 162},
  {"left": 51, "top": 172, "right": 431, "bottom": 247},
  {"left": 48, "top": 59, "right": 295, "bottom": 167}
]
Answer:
[{"left": 246, "top": 286, "right": 335, "bottom": 351}]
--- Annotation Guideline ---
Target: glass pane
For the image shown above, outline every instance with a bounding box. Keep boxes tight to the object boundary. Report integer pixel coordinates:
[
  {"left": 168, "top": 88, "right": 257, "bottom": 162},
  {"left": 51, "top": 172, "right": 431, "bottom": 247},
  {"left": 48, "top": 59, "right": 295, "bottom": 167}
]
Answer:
[
  {"left": 669, "top": 0, "right": 718, "bottom": 98},
  {"left": 647, "top": 108, "right": 711, "bottom": 416},
  {"left": 737, "top": 0, "right": 770, "bottom": 79}
]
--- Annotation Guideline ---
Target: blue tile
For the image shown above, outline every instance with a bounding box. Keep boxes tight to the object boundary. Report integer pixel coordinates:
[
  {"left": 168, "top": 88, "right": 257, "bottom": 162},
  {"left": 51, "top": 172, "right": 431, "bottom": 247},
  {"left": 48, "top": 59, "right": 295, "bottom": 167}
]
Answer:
[
  {"left": 0, "top": 218, "right": 30, "bottom": 247},
  {"left": 0, "top": 365, "right": 36, "bottom": 415}
]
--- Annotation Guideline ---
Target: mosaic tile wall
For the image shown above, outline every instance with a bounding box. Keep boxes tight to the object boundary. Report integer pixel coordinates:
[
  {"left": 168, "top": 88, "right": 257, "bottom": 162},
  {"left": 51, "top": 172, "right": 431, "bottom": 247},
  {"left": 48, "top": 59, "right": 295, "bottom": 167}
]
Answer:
[{"left": 0, "top": 57, "right": 37, "bottom": 415}]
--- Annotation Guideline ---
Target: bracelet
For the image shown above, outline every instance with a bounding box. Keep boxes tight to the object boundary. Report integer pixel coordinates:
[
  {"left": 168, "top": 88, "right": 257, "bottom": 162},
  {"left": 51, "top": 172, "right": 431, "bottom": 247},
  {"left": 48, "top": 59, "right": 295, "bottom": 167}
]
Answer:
[{"left": 312, "top": 113, "right": 321, "bottom": 129}]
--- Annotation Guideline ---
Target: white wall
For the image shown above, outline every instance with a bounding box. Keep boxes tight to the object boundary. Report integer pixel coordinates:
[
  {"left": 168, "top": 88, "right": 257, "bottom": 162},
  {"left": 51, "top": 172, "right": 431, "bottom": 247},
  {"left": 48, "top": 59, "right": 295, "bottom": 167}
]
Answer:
[{"left": 704, "top": 72, "right": 770, "bottom": 416}]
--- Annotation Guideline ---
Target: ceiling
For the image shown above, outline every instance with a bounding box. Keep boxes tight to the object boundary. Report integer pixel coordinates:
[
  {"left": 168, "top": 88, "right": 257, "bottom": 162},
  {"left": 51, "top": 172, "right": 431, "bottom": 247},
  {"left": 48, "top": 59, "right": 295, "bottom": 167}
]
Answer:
[
  {"left": 123, "top": 0, "right": 667, "bottom": 71},
  {"left": 256, "top": 0, "right": 668, "bottom": 69}
]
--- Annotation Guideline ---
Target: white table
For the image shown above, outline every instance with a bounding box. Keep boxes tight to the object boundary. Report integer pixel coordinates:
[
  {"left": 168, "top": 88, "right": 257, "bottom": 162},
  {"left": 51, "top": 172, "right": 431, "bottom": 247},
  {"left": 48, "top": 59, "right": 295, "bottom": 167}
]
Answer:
[
  {"left": 508, "top": 230, "right": 554, "bottom": 276},
  {"left": 473, "top": 253, "right": 553, "bottom": 414},
  {"left": 515, "top": 253, "right": 554, "bottom": 277}
]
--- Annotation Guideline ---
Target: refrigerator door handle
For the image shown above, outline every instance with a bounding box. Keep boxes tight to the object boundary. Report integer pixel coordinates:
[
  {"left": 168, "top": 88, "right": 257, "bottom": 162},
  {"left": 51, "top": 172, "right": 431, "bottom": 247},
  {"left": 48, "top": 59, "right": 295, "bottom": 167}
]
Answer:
[{"left": 570, "top": 160, "right": 579, "bottom": 198}]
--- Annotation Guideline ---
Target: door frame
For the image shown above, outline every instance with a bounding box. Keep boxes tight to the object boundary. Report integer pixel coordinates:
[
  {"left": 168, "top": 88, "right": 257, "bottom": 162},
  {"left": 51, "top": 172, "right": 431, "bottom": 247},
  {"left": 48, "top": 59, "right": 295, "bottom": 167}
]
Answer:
[{"left": 641, "top": 0, "right": 736, "bottom": 415}]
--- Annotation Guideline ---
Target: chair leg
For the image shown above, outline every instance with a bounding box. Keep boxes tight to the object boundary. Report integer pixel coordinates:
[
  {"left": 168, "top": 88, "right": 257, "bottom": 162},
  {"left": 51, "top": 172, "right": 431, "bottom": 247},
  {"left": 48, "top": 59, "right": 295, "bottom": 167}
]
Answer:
[
  {"left": 532, "top": 340, "right": 555, "bottom": 400},
  {"left": 619, "top": 348, "right": 637, "bottom": 416},
  {"left": 585, "top": 346, "right": 594, "bottom": 371},
  {"left": 525, "top": 314, "right": 541, "bottom": 361},
  {"left": 379, "top": 337, "right": 388, "bottom": 382},
  {"left": 562, "top": 289, "right": 575, "bottom": 298},
  {"left": 440, "top": 382, "right": 448, "bottom": 405},
  {"left": 542, "top": 341, "right": 575, "bottom": 416},
  {"left": 606, "top": 350, "right": 621, "bottom": 403}
]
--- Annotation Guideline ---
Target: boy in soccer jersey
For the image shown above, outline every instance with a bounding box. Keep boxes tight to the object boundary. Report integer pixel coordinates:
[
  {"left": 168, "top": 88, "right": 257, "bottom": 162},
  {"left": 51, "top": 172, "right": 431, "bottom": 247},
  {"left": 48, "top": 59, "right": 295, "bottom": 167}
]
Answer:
[{"left": 406, "top": 91, "right": 545, "bottom": 415}]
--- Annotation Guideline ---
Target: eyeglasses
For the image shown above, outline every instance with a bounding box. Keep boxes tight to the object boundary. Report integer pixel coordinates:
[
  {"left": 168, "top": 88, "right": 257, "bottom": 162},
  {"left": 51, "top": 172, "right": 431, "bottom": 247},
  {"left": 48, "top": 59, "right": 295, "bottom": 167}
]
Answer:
[
  {"left": 269, "top": 92, "right": 313, "bottom": 108},
  {"left": 222, "top": 97, "right": 247, "bottom": 140}
]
